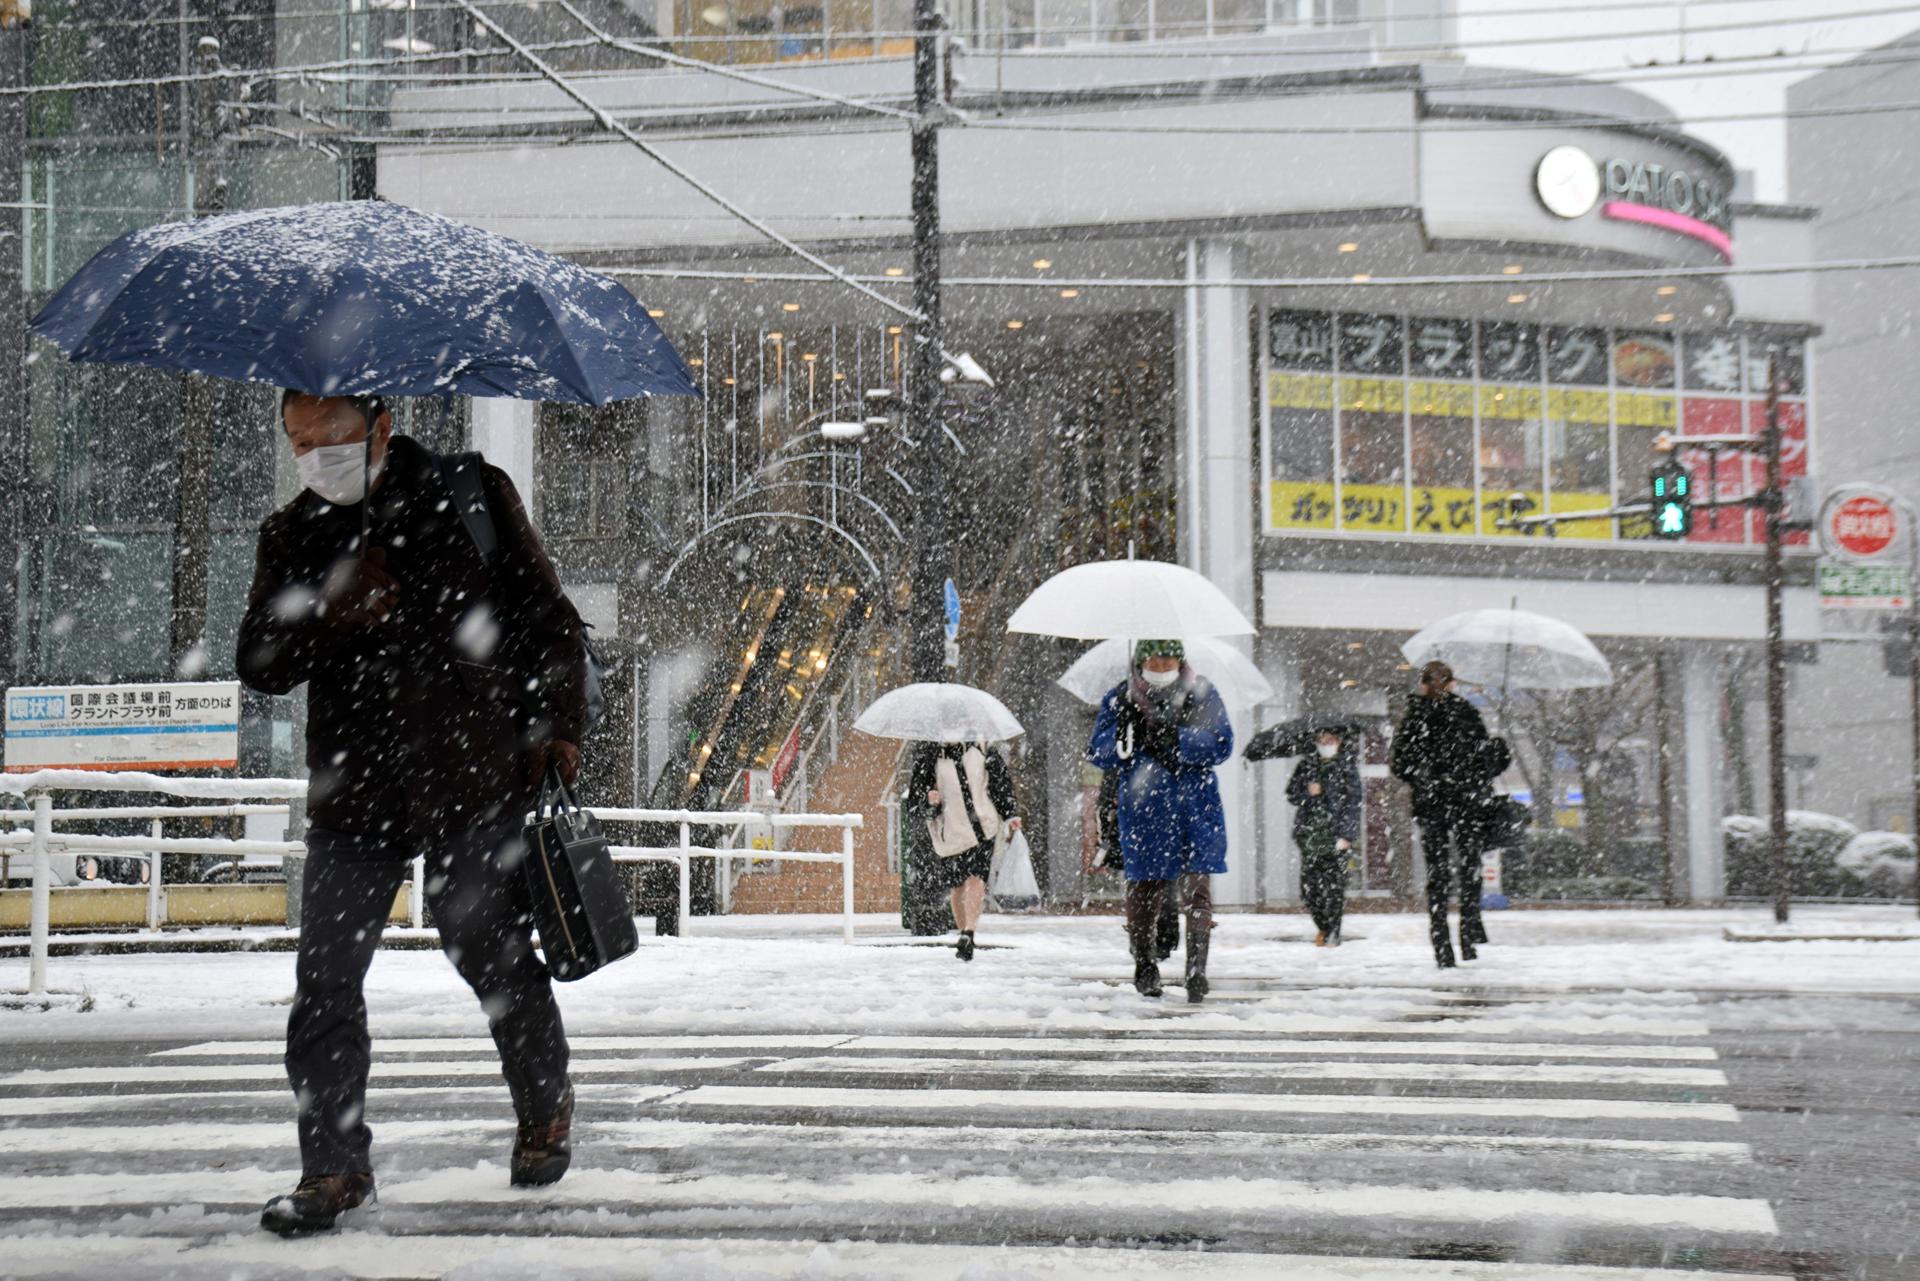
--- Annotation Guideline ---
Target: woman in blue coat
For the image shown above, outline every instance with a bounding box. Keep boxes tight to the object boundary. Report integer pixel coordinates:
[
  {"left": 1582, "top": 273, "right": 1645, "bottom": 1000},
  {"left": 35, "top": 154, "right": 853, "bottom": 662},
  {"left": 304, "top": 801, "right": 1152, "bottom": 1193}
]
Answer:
[{"left": 1087, "top": 639, "right": 1235, "bottom": 1001}]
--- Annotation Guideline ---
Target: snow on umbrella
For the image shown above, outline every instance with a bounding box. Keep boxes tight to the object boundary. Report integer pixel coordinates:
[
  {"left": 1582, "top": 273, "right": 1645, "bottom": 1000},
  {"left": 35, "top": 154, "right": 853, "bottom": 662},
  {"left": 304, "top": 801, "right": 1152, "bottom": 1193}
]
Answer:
[
  {"left": 29, "top": 200, "right": 699, "bottom": 405},
  {"left": 852, "top": 683, "right": 1024, "bottom": 744},
  {"left": 1400, "top": 607, "right": 1612, "bottom": 691},
  {"left": 1005, "top": 559, "right": 1254, "bottom": 641},
  {"left": 1056, "top": 636, "right": 1274, "bottom": 708}
]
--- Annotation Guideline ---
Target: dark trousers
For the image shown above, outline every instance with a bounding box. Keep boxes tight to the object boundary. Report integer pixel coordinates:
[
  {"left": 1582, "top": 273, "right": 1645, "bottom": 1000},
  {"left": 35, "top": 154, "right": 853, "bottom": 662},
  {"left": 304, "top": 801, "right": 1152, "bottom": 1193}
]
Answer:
[
  {"left": 1126, "top": 874, "right": 1213, "bottom": 981},
  {"left": 1420, "top": 816, "right": 1485, "bottom": 965},
  {"left": 289, "top": 824, "right": 570, "bottom": 1175},
  {"left": 1299, "top": 831, "right": 1347, "bottom": 939}
]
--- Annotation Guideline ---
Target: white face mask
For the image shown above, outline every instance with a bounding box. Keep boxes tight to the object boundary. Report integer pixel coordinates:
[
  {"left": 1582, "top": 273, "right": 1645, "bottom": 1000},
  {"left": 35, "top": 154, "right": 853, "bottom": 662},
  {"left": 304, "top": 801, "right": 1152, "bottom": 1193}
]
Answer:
[
  {"left": 1317, "top": 743, "right": 1340, "bottom": 759},
  {"left": 1142, "top": 666, "right": 1180, "bottom": 689},
  {"left": 295, "top": 440, "right": 383, "bottom": 506}
]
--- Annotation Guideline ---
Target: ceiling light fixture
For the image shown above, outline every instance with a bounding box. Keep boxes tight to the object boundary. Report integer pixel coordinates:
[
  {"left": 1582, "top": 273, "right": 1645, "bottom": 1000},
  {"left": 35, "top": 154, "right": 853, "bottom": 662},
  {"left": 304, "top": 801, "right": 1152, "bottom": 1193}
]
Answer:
[
  {"left": 1502, "top": 264, "right": 1524, "bottom": 275},
  {"left": 1032, "top": 258, "right": 1052, "bottom": 270},
  {"left": 1654, "top": 312, "right": 1675, "bottom": 324},
  {"left": 782, "top": 302, "right": 801, "bottom": 312},
  {"left": 1351, "top": 273, "right": 1371, "bottom": 283},
  {"left": 1006, "top": 320, "right": 1025, "bottom": 330},
  {"left": 1507, "top": 293, "right": 1528, "bottom": 304},
  {"left": 1656, "top": 285, "right": 1678, "bottom": 296},
  {"left": 884, "top": 267, "right": 906, "bottom": 277},
  {"left": 1338, "top": 242, "right": 1359, "bottom": 253},
  {"left": 1059, "top": 288, "right": 1080, "bottom": 299}
]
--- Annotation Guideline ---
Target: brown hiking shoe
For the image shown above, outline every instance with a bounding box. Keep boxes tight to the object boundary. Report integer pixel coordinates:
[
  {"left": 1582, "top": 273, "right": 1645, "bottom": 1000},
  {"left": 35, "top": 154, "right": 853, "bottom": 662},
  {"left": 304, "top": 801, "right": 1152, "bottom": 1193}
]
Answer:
[
  {"left": 511, "top": 1085, "right": 575, "bottom": 1187},
  {"left": 260, "top": 1172, "right": 375, "bottom": 1236}
]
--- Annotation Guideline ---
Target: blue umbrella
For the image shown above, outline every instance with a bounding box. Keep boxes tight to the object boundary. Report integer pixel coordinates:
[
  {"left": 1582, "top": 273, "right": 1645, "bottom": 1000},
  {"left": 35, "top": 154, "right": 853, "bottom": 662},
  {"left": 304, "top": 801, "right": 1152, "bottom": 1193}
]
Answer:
[{"left": 29, "top": 200, "right": 699, "bottom": 405}]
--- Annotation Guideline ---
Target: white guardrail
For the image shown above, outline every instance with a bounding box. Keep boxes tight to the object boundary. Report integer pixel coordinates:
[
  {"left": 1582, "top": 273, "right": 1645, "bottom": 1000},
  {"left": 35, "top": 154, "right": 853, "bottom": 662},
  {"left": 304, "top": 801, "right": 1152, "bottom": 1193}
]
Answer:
[{"left": 1, "top": 771, "right": 862, "bottom": 1000}]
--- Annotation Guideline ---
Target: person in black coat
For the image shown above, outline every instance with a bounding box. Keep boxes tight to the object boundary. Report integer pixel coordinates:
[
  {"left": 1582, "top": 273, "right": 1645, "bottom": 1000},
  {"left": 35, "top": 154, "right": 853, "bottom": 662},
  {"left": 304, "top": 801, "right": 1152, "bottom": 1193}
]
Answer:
[
  {"left": 1289, "top": 727, "right": 1362, "bottom": 947},
  {"left": 238, "top": 392, "right": 586, "bottom": 1234},
  {"left": 1389, "top": 661, "right": 1500, "bottom": 968}
]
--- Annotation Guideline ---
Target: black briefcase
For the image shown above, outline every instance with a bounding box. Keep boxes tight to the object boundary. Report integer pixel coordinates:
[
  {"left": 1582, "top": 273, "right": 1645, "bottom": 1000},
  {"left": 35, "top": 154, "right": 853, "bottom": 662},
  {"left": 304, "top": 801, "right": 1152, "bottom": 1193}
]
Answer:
[{"left": 522, "top": 767, "right": 640, "bottom": 981}]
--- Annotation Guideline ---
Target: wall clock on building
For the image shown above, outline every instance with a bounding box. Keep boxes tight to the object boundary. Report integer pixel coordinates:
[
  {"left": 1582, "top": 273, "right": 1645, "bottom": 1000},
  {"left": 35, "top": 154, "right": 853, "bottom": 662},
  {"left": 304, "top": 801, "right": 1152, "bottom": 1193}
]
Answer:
[{"left": 1535, "top": 145, "right": 1601, "bottom": 219}]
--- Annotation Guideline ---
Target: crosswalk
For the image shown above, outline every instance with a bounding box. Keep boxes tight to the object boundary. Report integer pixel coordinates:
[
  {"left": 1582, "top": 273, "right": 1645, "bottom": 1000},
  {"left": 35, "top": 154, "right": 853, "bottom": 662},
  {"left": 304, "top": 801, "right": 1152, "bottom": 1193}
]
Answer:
[{"left": 0, "top": 982, "right": 1790, "bottom": 1279}]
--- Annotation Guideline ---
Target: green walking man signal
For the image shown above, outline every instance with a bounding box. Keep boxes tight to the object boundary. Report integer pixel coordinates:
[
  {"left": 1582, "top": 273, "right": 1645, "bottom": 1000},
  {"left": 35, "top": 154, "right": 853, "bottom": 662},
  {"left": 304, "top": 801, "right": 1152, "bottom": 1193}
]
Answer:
[{"left": 1650, "top": 463, "right": 1693, "bottom": 539}]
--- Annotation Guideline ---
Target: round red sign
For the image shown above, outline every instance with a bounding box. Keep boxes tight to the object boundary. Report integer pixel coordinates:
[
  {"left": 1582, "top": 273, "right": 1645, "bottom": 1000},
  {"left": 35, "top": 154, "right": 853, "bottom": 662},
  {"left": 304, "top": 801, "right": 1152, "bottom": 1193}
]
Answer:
[{"left": 1830, "top": 495, "right": 1898, "bottom": 558}]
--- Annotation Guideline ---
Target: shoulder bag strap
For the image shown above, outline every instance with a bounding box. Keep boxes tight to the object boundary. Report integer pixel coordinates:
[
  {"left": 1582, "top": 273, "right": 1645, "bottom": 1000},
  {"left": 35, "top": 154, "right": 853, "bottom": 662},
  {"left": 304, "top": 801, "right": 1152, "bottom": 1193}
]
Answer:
[{"left": 435, "top": 452, "right": 499, "bottom": 565}]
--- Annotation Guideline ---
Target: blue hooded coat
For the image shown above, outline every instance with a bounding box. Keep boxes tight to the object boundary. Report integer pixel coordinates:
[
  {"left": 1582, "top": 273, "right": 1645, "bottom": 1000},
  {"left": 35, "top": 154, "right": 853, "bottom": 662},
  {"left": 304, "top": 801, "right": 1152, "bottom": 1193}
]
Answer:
[{"left": 1087, "top": 670, "right": 1234, "bottom": 881}]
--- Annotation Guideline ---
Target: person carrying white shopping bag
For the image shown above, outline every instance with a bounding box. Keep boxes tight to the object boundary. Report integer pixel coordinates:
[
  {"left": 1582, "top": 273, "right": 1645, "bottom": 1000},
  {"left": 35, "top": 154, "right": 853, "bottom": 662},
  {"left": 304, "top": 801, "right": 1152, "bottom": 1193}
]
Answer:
[
  {"left": 911, "top": 739, "right": 1021, "bottom": 961},
  {"left": 989, "top": 828, "right": 1042, "bottom": 910}
]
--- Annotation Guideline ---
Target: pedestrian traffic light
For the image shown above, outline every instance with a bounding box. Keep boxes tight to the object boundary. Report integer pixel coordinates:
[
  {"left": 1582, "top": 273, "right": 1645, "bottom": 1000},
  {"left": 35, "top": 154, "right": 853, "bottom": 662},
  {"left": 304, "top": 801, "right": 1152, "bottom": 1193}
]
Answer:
[{"left": 1649, "top": 463, "right": 1692, "bottom": 539}]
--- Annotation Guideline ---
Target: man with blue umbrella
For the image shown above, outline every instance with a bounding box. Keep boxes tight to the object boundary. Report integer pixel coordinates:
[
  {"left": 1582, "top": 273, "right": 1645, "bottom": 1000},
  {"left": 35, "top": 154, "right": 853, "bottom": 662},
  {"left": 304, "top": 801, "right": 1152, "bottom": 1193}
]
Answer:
[
  {"left": 239, "top": 389, "right": 588, "bottom": 1233},
  {"left": 30, "top": 200, "right": 700, "bottom": 1235}
]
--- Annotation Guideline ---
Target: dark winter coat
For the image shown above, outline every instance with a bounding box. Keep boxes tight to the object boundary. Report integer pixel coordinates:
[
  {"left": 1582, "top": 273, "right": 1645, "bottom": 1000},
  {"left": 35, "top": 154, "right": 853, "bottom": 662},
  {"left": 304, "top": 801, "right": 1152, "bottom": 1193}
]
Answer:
[
  {"left": 1389, "top": 691, "right": 1496, "bottom": 825},
  {"left": 1086, "top": 670, "right": 1235, "bottom": 881},
  {"left": 236, "top": 435, "right": 585, "bottom": 847},
  {"left": 1288, "top": 751, "right": 1363, "bottom": 845}
]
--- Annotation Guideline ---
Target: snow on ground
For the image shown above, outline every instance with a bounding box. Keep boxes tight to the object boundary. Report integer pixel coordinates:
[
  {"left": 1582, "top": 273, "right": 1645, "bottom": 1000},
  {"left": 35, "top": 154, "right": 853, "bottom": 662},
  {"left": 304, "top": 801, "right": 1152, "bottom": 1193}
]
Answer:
[{"left": 4, "top": 904, "right": 1918, "bottom": 1047}]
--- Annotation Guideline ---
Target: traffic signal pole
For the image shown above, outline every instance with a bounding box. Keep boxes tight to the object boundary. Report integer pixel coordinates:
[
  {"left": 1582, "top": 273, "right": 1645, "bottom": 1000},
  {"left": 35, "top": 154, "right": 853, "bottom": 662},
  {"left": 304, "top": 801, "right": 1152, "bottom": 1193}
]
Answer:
[
  {"left": 1762, "top": 349, "right": 1791, "bottom": 924},
  {"left": 1500, "top": 349, "right": 1799, "bottom": 919}
]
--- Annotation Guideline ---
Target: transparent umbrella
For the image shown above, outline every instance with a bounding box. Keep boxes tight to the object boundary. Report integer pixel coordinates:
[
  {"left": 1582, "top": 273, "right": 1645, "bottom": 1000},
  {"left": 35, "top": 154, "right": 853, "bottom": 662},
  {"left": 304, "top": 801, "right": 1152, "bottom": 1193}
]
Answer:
[
  {"left": 1400, "top": 607, "right": 1613, "bottom": 691},
  {"left": 1056, "top": 637, "right": 1274, "bottom": 708},
  {"left": 852, "top": 683, "right": 1025, "bottom": 743},
  {"left": 1006, "top": 559, "right": 1254, "bottom": 641}
]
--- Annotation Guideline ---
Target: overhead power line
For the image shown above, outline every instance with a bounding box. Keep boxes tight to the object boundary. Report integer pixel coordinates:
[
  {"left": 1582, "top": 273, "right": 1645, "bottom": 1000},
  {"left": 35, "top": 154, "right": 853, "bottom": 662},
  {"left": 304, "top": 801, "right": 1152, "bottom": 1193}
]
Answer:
[
  {"left": 447, "top": 0, "right": 923, "bottom": 323},
  {"left": 596, "top": 256, "right": 1920, "bottom": 291}
]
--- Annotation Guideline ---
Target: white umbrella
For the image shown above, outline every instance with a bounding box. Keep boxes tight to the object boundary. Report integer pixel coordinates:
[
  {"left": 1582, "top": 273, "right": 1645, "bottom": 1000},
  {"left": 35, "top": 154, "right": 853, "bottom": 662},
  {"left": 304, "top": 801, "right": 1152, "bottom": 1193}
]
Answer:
[
  {"left": 1006, "top": 559, "right": 1254, "bottom": 641},
  {"left": 1056, "top": 637, "right": 1275, "bottom": 708},
  {"left": 852, "top": 682, "right": 1025, "bottom": 743},
  {"left": 1401, "top": 608, "right": 1613, "bottom": 691}
]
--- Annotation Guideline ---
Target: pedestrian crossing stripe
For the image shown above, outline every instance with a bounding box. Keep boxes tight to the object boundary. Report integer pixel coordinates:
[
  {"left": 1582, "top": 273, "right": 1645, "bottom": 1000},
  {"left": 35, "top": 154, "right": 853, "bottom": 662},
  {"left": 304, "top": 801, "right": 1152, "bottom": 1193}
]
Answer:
[
  {"left": 0, "top": 1234, "right": 1786, "bottom": 1280},
  {"left": 149, "top": 1033, "right": 1720, "bottom": 1061},
  {"left": 672, "top": 1084, "right": 1742, "bottom": 1123},
  {"left": 0, "top": 1056, "right": 754, "bottom": 1089},
  {"left": 0, "top": 1164, "right": 1780, "bottom": 1235},
  {"left": 748, "top": 1055, "right": 1727, "bottom": 1087},
  {"left": 0, "top": 1117, "right": 1755, "bottom": 1163}
]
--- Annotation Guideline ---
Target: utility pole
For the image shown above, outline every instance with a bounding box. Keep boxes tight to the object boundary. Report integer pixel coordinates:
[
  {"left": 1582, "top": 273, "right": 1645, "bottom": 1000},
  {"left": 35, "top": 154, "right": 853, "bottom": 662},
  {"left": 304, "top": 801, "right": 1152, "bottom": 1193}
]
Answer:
[
  {"left": 907, "top": 0, "right": 945, "bottom": 685},
  {"left": 0, "top": 18, "right": 25, "bottom": 691},
  {"left": 1762, "top": 349, "right": 1790, "bottom": 924},
  {"left": 169, "top": 36, "right": 230, "bottom": 677}
]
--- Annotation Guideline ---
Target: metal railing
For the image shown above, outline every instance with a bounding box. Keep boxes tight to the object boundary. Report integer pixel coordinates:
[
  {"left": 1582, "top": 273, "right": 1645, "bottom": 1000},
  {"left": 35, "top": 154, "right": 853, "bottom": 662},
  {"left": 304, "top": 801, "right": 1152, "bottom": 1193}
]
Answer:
[
  {"left": 0, "top": 771, "right": 318, "bottom": 999},
  {"left": 1, "top": 771, "right": 864, "bottom": 999},
  {"left": 589, "top": 806, "right": 863, "bottom": 944}
]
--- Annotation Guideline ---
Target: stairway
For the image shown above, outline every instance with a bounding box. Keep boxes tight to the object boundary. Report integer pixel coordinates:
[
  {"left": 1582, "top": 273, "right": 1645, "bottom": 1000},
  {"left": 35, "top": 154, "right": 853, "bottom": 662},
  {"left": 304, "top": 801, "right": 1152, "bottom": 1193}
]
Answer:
[{"left": 726, "top": 724, "right": 905, "bottom": 915}]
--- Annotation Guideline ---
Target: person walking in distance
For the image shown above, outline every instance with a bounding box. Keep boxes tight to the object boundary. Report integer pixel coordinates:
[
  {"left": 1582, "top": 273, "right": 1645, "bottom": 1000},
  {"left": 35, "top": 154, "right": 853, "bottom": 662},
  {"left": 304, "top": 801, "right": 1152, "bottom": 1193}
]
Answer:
[
  {"left": 913, "top": 739, "right": 1020, "bottom": 961},
  {"left": 1291, "top": 726, "right": 1362, "bottom": 948},
  {"left": 1390, "top": 661, "right": 1499, "bottom": 969},
  {"left": 1087, "top": 640, "right": 1235, "bottom": 1002},
  {"left": 238, "top": 392, "right": 586, "bottom": 1234}
]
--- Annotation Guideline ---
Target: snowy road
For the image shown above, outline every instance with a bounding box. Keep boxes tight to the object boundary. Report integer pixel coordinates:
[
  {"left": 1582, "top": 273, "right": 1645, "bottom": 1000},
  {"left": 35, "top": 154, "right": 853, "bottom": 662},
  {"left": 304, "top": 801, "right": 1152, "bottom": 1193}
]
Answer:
[{"left": 0, "top": 910, "right": 1916, "bottom": 1278}]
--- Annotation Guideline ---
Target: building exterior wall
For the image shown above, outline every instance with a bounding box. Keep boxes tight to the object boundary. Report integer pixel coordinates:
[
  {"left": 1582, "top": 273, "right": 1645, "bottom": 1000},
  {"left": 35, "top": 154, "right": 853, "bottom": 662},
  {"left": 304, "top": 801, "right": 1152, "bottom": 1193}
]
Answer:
[{"left": 1788, "top": 35, "right": 1920, "bottom": 833}]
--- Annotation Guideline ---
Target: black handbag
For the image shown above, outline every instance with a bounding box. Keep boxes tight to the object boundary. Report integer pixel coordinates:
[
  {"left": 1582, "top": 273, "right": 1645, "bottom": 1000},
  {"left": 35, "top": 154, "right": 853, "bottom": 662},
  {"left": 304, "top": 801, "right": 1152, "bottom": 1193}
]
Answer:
[
  {"left": 1476, "top": 795, "right": 1534, "bottom": 849},
  {"left": 522, "top": 766, "right": 640, "bottom": 981}
]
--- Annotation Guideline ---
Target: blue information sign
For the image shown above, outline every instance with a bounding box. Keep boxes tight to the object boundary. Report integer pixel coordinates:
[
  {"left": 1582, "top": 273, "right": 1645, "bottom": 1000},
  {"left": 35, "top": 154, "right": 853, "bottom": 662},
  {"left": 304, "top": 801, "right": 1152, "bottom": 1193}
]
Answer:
[{"left": 943, "top": 578, "right": 961, "bottom": 640}]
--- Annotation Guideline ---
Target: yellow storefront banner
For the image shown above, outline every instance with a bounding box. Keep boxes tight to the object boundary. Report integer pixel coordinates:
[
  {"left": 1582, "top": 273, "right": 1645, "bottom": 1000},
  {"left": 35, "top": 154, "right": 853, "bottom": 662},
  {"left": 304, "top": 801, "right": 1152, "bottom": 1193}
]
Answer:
[
  {"left": 1269, "top": 373, "right": 1676, "bottom": 430},
  {"left": 1269, "top": 480, "right": 1612, "bottom": 539}
]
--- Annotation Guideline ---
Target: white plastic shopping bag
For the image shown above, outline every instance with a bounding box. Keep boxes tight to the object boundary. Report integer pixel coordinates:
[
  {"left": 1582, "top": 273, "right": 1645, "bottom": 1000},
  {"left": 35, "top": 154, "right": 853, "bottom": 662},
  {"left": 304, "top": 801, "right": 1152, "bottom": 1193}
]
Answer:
[{"left": 989, "top": 830, "right": 1041, "bottom": 909}]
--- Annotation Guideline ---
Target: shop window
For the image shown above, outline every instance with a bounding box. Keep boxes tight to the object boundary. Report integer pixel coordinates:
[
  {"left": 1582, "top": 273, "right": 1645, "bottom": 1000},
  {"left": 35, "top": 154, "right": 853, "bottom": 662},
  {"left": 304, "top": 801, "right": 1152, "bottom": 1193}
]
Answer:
[
  {"left": 1406, "top": 318, "right": 1475, "bottom": 537},
  {"left": 1545, "top": 327, "right": 1611, "bottom": 538},
  {"left": 1336, "top": 313, "right": 1407, "bottom": 534},
  {"left": 1267, "top": 310, "right": 1335, "bottom": 532}
]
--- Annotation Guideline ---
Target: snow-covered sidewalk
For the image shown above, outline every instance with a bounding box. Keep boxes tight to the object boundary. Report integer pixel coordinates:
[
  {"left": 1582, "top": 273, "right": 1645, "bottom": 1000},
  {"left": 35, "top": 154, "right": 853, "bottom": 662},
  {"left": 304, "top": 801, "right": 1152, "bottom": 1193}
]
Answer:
[{"left": 4, "top": 905, "right": 1917, "bottom": 1046}]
